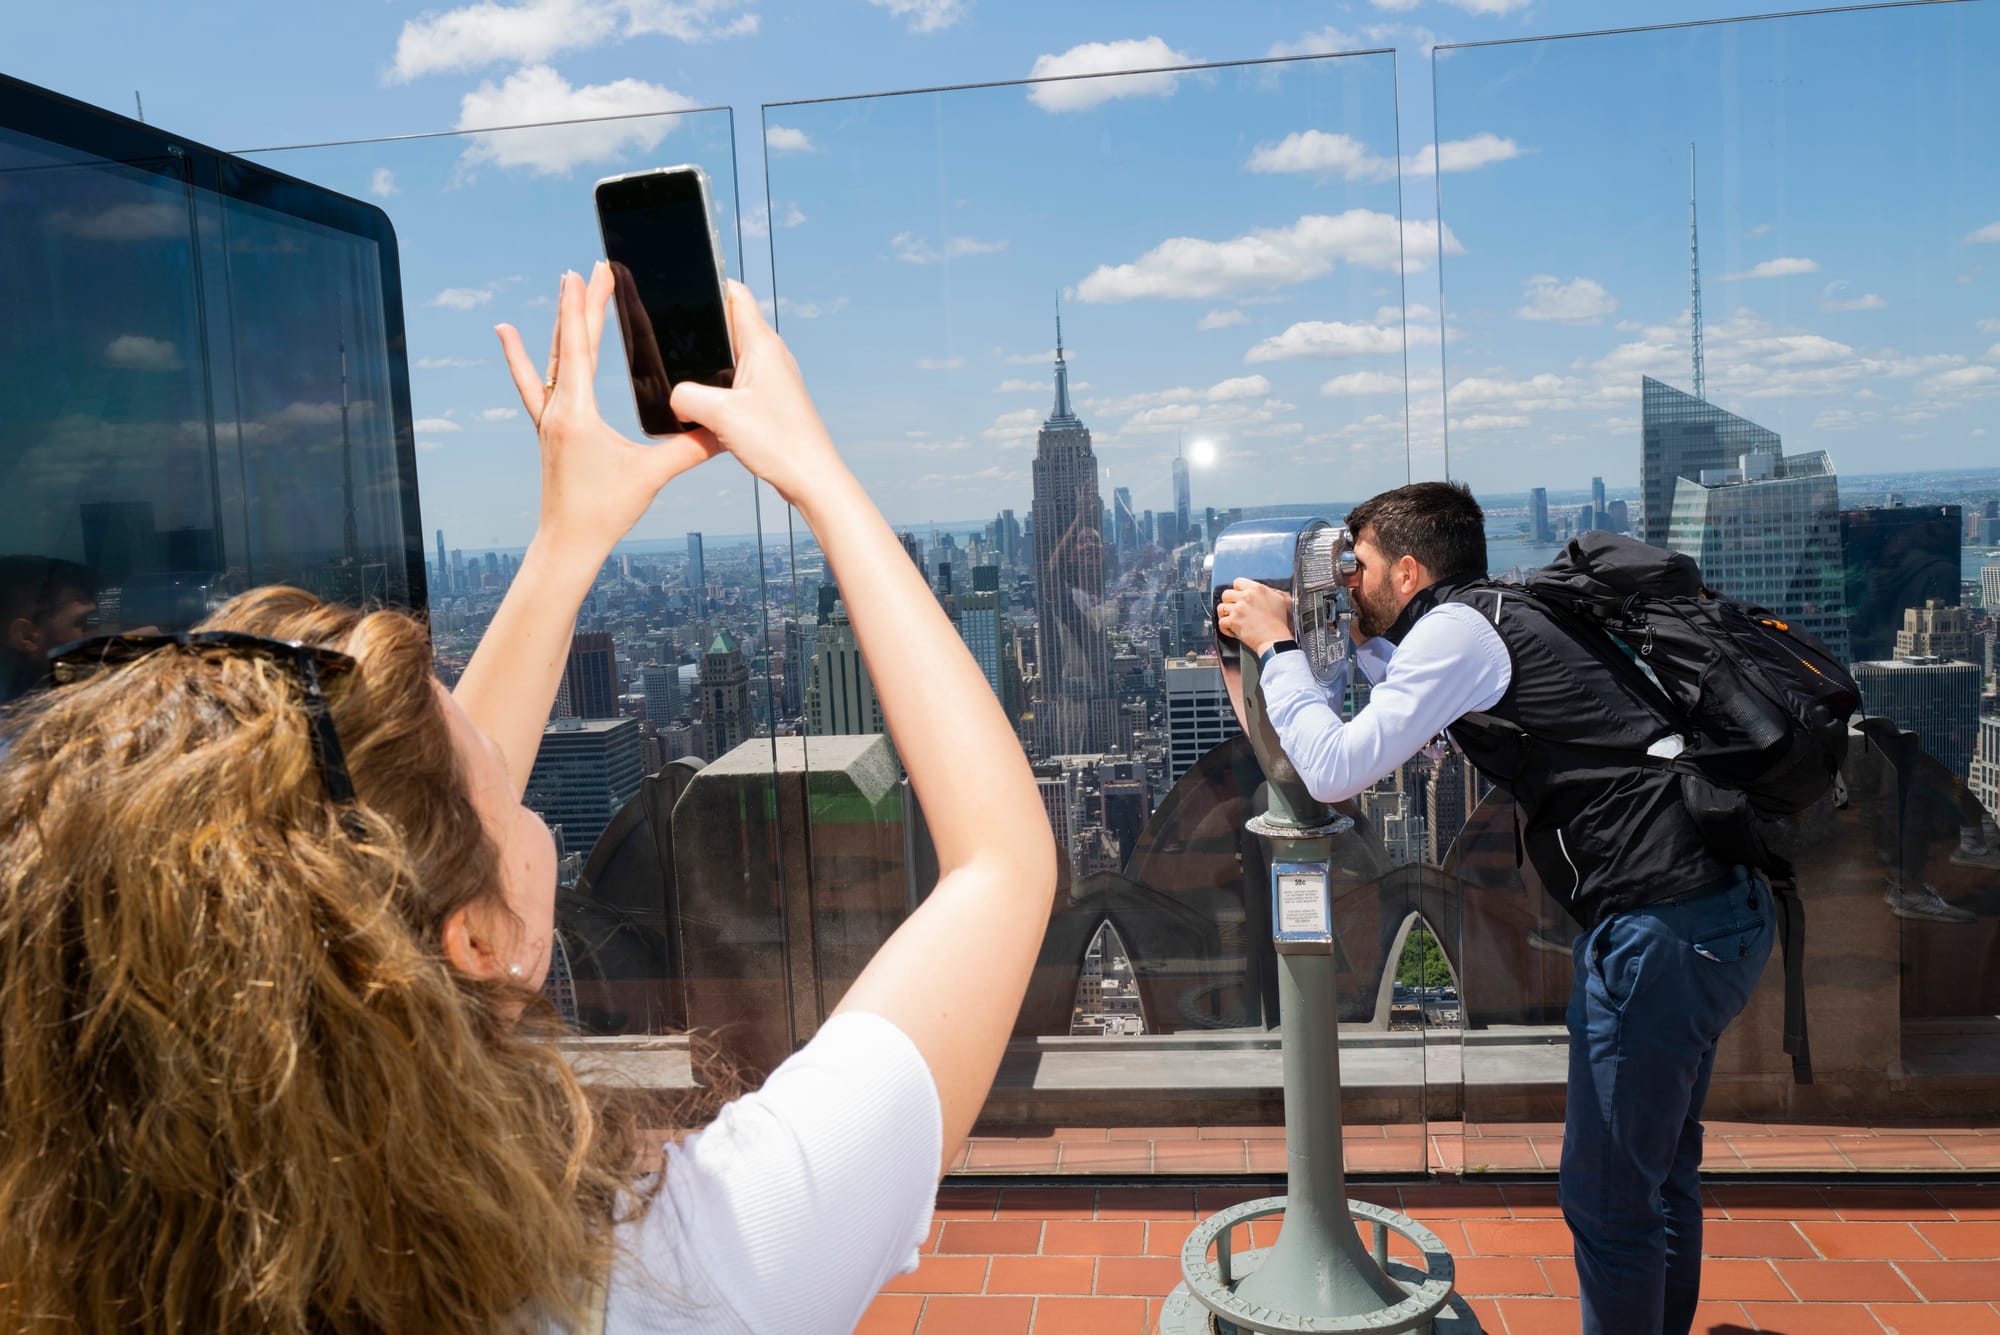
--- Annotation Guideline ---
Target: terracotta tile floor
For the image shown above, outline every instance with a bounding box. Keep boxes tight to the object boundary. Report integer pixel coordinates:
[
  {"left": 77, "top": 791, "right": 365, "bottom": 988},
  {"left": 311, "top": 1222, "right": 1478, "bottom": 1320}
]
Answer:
[
  {"left": 858, "top": 1181, "right": 2000, "bottom": 1334},
  {"left": 948, "top": 1120, "right": 2000, "bottom": 1175}
]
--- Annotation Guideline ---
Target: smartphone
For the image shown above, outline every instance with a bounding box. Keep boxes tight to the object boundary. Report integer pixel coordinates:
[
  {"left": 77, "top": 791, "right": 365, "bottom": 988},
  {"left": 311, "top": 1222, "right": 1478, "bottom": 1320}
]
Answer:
[{"left": 593, "top": 165, "right": 735, "bottom": 436}]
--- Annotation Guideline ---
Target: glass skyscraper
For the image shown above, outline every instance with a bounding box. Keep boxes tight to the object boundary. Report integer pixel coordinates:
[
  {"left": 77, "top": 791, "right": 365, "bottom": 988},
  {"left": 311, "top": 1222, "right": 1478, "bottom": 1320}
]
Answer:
[
  {"left": 1640, "top": 376, "right": 1781, "bottom": 548},
  {"left": 1840, "top": 505, "right": 1961, "bottom": 663},
  {"left": 1667, "top": 449, "right": 1847, "bottom": 659}
]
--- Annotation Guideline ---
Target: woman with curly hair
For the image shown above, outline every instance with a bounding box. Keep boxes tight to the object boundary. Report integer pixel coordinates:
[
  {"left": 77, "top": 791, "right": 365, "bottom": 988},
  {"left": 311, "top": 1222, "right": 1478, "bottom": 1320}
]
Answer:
[{"left": 0, "top": 268, "right": 1056, "bottom": 1333}]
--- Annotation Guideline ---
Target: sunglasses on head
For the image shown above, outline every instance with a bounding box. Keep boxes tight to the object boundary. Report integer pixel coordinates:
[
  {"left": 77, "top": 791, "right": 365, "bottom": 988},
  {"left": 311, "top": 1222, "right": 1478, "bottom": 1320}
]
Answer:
[{"left": 49, "top": 630, "right": 360, "bottom": 808}]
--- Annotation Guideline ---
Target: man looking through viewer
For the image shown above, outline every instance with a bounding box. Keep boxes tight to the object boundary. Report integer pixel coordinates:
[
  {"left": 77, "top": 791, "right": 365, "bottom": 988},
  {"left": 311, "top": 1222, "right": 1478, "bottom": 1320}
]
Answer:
[{"left": 1214, "top": 482, "right": 1773, "bottom": 1335}]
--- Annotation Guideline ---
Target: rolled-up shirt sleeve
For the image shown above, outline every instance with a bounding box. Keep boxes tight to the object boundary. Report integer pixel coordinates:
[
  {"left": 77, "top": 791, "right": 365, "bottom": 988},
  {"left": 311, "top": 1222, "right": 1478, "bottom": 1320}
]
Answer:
[{"left": 1258, "top": 601, "right": 1512, "bottom": 804}]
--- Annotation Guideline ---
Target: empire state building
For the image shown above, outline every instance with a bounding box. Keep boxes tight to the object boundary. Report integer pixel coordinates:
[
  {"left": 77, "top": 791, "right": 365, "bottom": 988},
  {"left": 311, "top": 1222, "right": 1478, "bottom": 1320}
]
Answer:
[{"left": 1029, "top": 315, "right": 1117, "bottom": 756}]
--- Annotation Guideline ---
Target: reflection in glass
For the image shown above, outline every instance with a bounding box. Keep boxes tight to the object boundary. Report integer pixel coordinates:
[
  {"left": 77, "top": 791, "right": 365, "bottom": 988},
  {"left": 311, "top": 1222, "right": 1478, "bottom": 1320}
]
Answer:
[
  {"left": 1431, "top": 2, "right": 2000, "bottom": 1147},
  {"left": 253, "top": 112, "right": 783, "bottom": 1048},
  {"left": 1, "top": 79, "right": 421, "bottom": 718},
  {"left": 765, "top": 52, "right": 1411, "bottom": 1029}
]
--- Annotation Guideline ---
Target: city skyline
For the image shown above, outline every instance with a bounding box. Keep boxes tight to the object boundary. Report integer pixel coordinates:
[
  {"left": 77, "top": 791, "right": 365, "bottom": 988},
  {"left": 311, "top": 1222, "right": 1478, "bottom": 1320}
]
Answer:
[{"left": 15, "top": 3, "right": 1991, "bottom": 552}]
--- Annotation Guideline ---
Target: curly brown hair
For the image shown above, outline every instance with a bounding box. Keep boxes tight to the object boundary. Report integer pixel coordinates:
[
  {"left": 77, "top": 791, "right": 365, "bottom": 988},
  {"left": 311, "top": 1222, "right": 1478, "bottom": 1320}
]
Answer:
[{"left": 0, "top": 588, "right": 665, "bottom": 1333}]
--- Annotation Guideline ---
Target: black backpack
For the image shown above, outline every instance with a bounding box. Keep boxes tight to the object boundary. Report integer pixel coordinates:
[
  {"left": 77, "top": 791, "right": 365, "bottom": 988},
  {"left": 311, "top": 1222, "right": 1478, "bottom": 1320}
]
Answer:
[{"left": 1463, "top": 530, "right": 1861, "bottom": 1084}]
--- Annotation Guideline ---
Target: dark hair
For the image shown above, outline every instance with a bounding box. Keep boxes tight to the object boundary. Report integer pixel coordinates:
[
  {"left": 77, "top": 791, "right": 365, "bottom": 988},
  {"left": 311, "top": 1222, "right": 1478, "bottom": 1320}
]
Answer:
[
  {"left": 1346, "top": 482, "right": 1487, "bottom": 582},
  {"left": 0, "top": 556, "right": 97, "bottom": 626}
]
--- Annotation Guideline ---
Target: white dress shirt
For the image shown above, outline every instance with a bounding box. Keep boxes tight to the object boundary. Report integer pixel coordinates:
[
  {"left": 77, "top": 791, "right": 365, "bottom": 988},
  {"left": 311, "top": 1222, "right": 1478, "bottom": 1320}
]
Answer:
[{"left": 1259, "top": 599, "right": 1514, "bottom": 805}]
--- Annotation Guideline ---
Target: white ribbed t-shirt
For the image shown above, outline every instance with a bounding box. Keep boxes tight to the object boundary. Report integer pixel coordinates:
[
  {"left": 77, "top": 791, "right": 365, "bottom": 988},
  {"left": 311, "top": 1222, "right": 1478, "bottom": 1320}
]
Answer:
[{"left": 585, "top": 1010, "right": 943, "bottom": 1335}]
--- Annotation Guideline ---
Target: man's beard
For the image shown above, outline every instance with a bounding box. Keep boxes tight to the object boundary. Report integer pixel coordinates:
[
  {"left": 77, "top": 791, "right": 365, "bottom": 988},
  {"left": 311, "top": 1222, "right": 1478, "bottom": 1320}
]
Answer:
[{"left": 1351, "top": 584, "right": 1398, "bottom": 641}]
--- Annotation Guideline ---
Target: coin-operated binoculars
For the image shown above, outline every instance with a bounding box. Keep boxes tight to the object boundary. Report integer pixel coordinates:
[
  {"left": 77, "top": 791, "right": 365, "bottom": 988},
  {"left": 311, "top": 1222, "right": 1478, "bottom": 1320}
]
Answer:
[{"left": 1160, "top": 518, "right": 1464, "bottom": 1335}]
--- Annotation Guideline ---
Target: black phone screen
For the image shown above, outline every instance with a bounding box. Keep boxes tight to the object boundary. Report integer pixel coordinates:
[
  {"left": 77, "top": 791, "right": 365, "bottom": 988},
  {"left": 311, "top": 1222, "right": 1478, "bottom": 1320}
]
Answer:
[{"left": 596, "top": 170, "right": 734, "bottom": 436}]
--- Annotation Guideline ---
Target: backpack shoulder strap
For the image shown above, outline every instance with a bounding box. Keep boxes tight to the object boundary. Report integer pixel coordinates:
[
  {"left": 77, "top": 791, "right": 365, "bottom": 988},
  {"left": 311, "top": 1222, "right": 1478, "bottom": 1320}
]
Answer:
[
  {"left": 1762, "top": 860, "right": 1813, "bottom": 1085},
  {"left": 1454, "top": 709, "right": 1679, "bottom": 771}
]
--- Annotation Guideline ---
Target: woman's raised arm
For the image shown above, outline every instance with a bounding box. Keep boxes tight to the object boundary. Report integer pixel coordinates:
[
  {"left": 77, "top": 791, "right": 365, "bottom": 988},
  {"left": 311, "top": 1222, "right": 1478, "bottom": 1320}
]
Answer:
[
  {"left": 672, "top": 286, "right": 1057, "bottom": 1175},
  {"left": 453, "top": 265, "right": 719, "bottom": 794}
]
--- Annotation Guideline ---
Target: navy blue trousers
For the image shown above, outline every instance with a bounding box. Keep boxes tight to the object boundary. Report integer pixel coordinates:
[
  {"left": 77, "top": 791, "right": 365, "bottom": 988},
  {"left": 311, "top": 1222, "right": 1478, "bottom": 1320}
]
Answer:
[{"left": 1560, "top": 867, "right": 1774, "bottom": 1335}]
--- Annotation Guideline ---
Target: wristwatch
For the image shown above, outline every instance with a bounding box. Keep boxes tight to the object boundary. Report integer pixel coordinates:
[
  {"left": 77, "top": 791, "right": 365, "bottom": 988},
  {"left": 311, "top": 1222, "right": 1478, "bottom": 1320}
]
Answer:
[{"left": 1258, "top": 638, "right": 1301, "bottom": 669}]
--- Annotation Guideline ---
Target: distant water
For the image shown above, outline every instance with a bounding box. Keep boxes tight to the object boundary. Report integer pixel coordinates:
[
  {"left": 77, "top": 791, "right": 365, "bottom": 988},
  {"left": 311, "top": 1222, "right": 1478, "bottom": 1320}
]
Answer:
[{"left": 1488, "top": 534, "right": 2000, "bottom": 587}]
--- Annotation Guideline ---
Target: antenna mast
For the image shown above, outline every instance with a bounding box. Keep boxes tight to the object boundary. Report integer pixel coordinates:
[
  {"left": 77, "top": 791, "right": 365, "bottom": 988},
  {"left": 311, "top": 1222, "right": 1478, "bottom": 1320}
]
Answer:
[{"left": 1689, "top": 142, "right": 1706, "bottom": 402}]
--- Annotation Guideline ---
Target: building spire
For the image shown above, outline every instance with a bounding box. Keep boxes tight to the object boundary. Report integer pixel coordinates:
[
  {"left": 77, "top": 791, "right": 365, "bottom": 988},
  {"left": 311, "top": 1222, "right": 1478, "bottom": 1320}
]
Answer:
[
  {"left": 1048, "top": 293, "right": 1077, "bottom": 425},
  {"left": 1689, "top": 141, "right": 1706, "bottom": 402}
]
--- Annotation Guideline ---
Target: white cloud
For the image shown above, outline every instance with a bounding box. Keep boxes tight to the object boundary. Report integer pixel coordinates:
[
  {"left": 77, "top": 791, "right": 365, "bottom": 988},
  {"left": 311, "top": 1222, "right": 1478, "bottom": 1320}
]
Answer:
[
  {"left": 1988, "top": 344, "right": 2000, "bottom": 361},
  {"left": 1026, "top": 37, "right": 1194, "bottom": 113},
  {"left": 1247, "top": 129, "right": 1523, "bottom": 183},
  {"left": 1738, "top": 333, "right": 1854, "bottom": 366},
  {"left": 1001, "top": 347, "right": 1058, "bottom": 365},
  {"left": 1207, "top": 374, "right": 1270, "bottom": 402},
  {"left": 916, "top": 356, "right": 966, "bottom": 370},
  {"left": 430, "top": 286, "right": 496, "bottom": 310},
  {"left": 866, "top": 0, "right": 968, "bottom": 31},
  {"left": 52, "top": 201, "right": 186, "bottom": 241},
  {"left": 1198, "top": 308, "right": 1248, "bottom": 330},
  {"left": 1247, "top": 131, "right": 1394, "bottom": 182},
  {"left": 103, "top": 335, "right": 183, "bottom": 371},
  {"left": 1450, "top": 413, "right": 1531, "bottom": 431},
  {"left": 764, "top": 124, "right": 818, "bottom": 154},
  {"left": 623, "top": 0, "right": 757, "bottom": 40},
  {"left": 1403, "top": 132, "right": 1526, "bottom": 177},
  {"left": 1450, "top": 373, "right": 1582, "bottom": 411},
  {"left": 1818, "top": 282, "right": 1886, "bottom": 313},
  {"left": 389, "top": 0, "right": 752, "bottom": 81},
  {"left": 1965, "top": 221, "right": 2000, "bottom": 244},
  {"left": 453, "top": 65, "right": 695, "bottom": 176},
  {"left": 1077, "top": 211, "right": 1462, "bottom": 302},
  {"left": 416, "top": 439, "right": 447, "bottom": 452},
  {"left": 742, "top": 201, "right": 806, "bottom": 236},
  {"left": 391, "top": 0, "right": 617, "bottom": 81},
  {"left": 1112, "top": 395, "right": 1291, "bottom": 438},
  {"left": 1435, "top": 0, "right": 1531, "bottom": 12},
  {"left": 1266, "top": 25, "right": 1361, "bottom": 57},
  {"left": 1812, "top": 406, "right": 1878, "bottom": 431},
  {"left": 369, "top": 168, "right": 398, "bottom": 198},
  {"left": 414, "top": 416, "right": 464, "bottom": 433},
  {"left": 1748, "top": 223, "right": 1774, "bottom": 238},
  {"left": 890, "top": 232, "right": 1007, "bottom": 264},
  {"left": 1979, "top": 318, "right": 2000, "bottom": 334},
  {"left": 775, "top": 295, "right": 848, "bottom": 319},
  {"left": 993, "top": 378, "right": 1042, "bottom": 393},
  {"left": 1087, "top": 386, "right": 1198, "bottom": 416},
  {"left": 1516, "top": 274, "right": 1616, "bottom": 324},
  {"left": 1924, "top": 364, "right": 1999, "bottom": 391},
  {"left": 417, "top": 356, "right": 485, "bottom": 369},
  {"left": 1244, "top": 319, "right": 1410, "bottom": 363},
  {"left": 982, "top": 407, "right": 1042, "bottom": 444},
  {"left": 1370, "top": 0, "right": 1422, "bottom": 9},
  {"left": 1321, "top": 370, "right": 1404, "bottom": 396},
  {"left": 1717, "top": 256, "right": 1819, "bottom": 282},
  {"left": 475, "top": 407, "right": 520, "bottom": 422}
]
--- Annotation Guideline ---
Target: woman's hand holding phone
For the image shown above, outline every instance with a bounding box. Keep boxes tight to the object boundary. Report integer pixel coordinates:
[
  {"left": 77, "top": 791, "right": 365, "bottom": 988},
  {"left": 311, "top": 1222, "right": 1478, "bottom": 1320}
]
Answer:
[
  {"left": 668, "top": 281, "right": 852, "bottom": 512},
  {"left": 495, "top": 263, "right": 722, "bottom": 559}
]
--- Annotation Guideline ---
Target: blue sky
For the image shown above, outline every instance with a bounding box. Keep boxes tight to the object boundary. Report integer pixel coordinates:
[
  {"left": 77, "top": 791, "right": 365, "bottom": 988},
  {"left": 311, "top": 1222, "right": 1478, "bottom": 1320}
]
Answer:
[{"left": 11, "top": 0, "right": 1996, "bottom": 551}]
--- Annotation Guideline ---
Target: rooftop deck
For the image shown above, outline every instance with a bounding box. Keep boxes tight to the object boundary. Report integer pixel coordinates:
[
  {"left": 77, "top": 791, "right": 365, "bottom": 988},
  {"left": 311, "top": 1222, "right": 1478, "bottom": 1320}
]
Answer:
[{"left": 859, "top": 1178, "right": 2000, "bottom": 1334}]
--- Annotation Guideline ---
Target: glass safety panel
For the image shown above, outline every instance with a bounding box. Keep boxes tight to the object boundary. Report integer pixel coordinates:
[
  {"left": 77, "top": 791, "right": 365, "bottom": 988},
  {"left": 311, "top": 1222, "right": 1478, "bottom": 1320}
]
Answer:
[
  {"left": 251, "top": 112, "right": 800, "bottom": 1065},
  {"left": 1434, "top": 1, "right": 2000, "bottom": 1175},
  {"left": 766, "top": 48, "right": 1431, "bottom": 1175}
]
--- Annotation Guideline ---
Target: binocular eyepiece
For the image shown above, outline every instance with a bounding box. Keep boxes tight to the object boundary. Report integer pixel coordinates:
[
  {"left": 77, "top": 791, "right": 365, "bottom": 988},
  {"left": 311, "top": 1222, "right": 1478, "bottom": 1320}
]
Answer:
[{"left": 1207, "top": 518, "right": 1357, "bottom": 825}]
